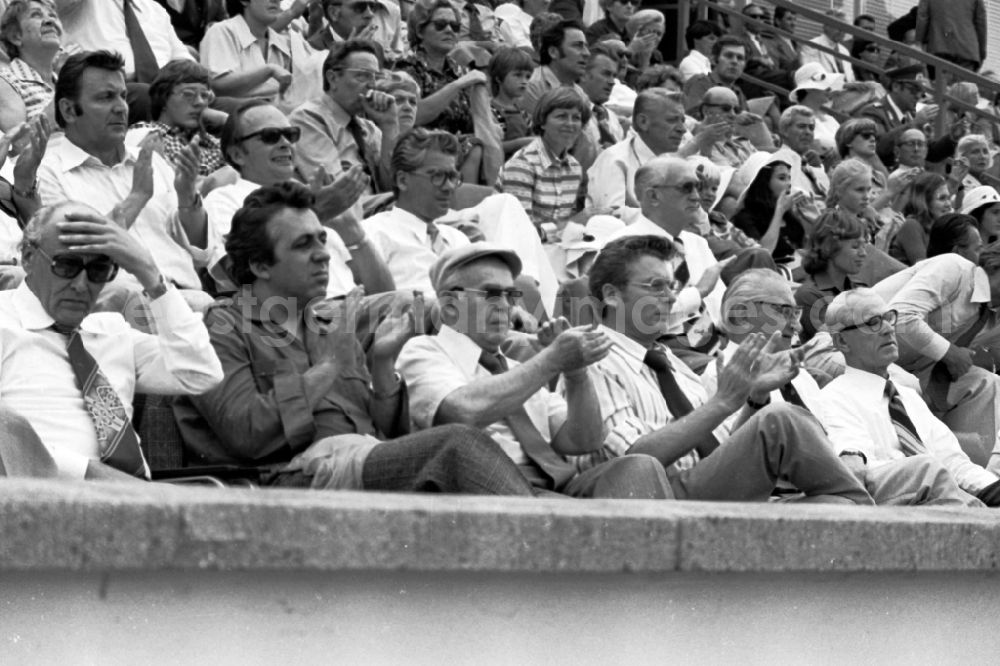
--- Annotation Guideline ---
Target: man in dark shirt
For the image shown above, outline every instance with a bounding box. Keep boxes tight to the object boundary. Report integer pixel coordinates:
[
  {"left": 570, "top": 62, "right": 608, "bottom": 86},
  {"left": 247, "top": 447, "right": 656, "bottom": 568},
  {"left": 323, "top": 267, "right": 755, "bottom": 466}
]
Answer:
[{"left": 174, "top": 181, "right": 536, "bottom": 495}]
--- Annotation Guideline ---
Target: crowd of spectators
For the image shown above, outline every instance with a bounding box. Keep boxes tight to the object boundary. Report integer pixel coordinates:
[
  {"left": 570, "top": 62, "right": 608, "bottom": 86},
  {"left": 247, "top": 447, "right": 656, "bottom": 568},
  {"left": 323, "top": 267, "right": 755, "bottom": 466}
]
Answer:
[{"left": 1, "top": 0, "right": 1000, "bottom": 509}]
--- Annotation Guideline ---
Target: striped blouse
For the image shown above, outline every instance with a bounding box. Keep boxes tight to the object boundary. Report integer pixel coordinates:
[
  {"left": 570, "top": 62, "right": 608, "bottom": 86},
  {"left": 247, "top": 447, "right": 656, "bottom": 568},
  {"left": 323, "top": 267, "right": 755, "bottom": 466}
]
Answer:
[
  {"left": 0, "top": 58, "right": 54, "bottom": 121},
  {"left": 495, "top": 136, "right": 582, "bottom": 231}
]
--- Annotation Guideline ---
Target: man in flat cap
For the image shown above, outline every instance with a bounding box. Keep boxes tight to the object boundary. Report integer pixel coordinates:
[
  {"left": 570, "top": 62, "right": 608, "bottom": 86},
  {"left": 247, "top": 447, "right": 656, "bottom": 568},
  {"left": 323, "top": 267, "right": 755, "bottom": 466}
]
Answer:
[
  {"left": 858, "top": 65, "right": 961, "bottom": 166},
  {"left": 397, "top": 243, "right": 675, "bottom": 498},
  {"left": 175, "top": 181, "right": 540, "bottom": 496}
]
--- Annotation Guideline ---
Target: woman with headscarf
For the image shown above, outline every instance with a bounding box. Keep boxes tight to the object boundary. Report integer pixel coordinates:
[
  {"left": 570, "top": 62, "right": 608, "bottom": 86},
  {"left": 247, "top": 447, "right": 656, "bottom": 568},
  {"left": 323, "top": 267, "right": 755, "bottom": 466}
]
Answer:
[{"left": 730, "top": 152, "right": 809, "bottom": 267}]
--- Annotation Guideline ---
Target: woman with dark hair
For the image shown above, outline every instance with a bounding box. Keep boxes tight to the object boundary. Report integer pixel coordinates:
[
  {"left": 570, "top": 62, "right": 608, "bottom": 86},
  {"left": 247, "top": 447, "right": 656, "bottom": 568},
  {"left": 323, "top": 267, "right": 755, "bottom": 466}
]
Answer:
[
  {"left": 794, "top": 208, "right": 868, "bottom": 342},
  {"left": 927, "top": 213, "right": 983, "bottom": 263},
  {"left": 730, "top": 153, "right": 808, "bottom": 264},
  {"left": 394, "top": 0, "right": 488, "bottom": 181},
  {"left": 850, "top": 39, "right": 883, "bottom": 83},
  {"left": 889, "top": 171, "right": 954, "bottom": 265},
  {"left": 961, "top": 185, "right": 1000, "bottom": 244}
]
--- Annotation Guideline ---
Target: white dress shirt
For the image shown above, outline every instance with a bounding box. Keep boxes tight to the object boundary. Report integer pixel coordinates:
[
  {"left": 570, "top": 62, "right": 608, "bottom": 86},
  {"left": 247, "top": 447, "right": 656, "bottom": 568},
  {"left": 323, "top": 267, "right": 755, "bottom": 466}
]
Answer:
[
  {"left": 586, "top": 133, "right": 657, "bottom": 222},
  {"left": 55, "top": 0, "right": 192, "bottom": 78},
  {"left": 822, "top": 366, "right": 997, "bottom": 493},
  {"left": 603, "top": 215, "right": 724, "bottom": 333},
  {"left": 494, "top": 2, "right": 532, "bottom": 48},
  {"left": 398, "top": 325, "right": 567, "bottom": 465},
  {"left": 0, "top": 283, "right": 223, "bottom": 479},
  {"left": 363, "top": 206, "right": 470, "bottom": 295},
  {"left": 203, "top": 177, "right": 355, "bottom": 298},
  {"left": 800, "top": 34, "right": 855, "bottom": 83},
  {"left": 585, "top": 325, "right": 725, "bottom": 472},
  {"left": 37, "top": 137, "right": 207, "bottom": 290},
  {"left": 678, "top": 50, "right": 712, "bottom": 81},
  {"left": 872, "top": 254, "right": 992, "bottom": 367}
]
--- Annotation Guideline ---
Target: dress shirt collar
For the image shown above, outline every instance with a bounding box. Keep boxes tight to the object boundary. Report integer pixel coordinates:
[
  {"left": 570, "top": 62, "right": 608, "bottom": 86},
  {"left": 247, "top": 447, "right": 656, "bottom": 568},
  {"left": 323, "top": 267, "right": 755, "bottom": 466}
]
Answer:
[
  {"left": 437, "top": 324, "right": 498, "bottom": 377},
  {"left": 841, "top": 364, "right": 891, "bottom": 393},
  {"left": 8, "top": 282, "right": 103, "bottom": 334},
  {"left": 631, "top": 133, "right": 656, "bottom": 163},
  {"left": 56, "top": 138, "right": 137, "bottom": 173},
  {"left": 10, "top": 57, "right": 54, "bottom": 86},
  {"left": 231, "top": 14, "right": 288, "bottom": 55},
  {"left": 534, "top": 136, "right": 570, "bottom": 169},
  {"left": 631, "top": 214, "right": 674, "bottom": 240},
  {"left": 387, "top": 206, "right": 436, "bottom": 237},
  {"left": 320, "top": 93, "right": 353, "bottom": 126}
]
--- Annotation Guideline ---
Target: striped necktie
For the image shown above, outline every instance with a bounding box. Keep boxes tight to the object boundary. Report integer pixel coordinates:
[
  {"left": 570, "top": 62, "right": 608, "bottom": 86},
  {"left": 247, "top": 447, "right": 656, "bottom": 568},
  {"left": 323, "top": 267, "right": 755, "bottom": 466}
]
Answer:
[
  {"left": 884, "top": 379, "right": 926, "bottom": 456},
  {"left": 60, "top": 327, "right": 149, "bottom": 478}
]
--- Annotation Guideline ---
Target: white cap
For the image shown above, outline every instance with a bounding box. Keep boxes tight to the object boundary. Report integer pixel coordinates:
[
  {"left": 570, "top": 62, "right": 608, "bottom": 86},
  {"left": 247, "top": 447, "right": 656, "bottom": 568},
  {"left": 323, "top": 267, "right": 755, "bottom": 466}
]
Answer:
[
  {"left": 960, "top": 185, "right": 1000, "bottom": 215},
  {"left": 789, "top": 62, "right": 845, "bottom": 103}
]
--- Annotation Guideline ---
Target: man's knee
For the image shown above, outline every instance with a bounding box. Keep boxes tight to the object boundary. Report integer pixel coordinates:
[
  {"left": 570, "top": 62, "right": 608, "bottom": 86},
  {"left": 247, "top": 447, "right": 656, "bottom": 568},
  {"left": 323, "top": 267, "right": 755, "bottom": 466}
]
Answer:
[{"left": 599, "top": 454, "right": 669, "bottom": 484}]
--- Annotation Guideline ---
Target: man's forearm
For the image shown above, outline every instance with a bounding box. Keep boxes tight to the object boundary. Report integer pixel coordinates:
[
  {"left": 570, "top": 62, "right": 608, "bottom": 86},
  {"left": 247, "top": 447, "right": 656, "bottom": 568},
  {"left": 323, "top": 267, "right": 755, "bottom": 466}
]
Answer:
[
  {"left": 553, "top": 372, "right": 606, "bottom": 455},
  {"left": 626, "top": 397, "right": 733, "bottom": 466}
]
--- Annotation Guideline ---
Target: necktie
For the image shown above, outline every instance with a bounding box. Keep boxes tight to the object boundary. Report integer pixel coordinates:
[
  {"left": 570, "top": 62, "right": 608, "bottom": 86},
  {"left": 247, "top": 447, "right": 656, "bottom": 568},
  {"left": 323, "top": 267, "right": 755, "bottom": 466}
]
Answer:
[
  {"left": 346, "top": 116, "right": 377, "bottom": 182},
  {"left": 464, "top": 3, "right": 488, "bottom": 41},
  {"left": 672, "top": 236, "right": 690, "bottom": 285},
  {"left": 884, "top": 379, "right": 926, "bottom": 456},
  {"left": 426, "top": 222, "right": 448, "bottom": 254},
  {"left": 802, "top": 165, "right": 828, "bottom": 198},
  {"left": 592, "top": 104, "right": 617, "bottom": 149},
  {"left": 779, "top": 382, "right": 808, "bottom": 409},
  {"left": 123, "top": 0, "right": 160, "bottom": 84},
  {"left": 62, "top": 328, "right": 149, "bottom": 478},
  {"left": 642, "top": 347, "right": 696, "bottom": 419},
  {"left": 478, "top": 350, "right": 575, "bottom": 489}
]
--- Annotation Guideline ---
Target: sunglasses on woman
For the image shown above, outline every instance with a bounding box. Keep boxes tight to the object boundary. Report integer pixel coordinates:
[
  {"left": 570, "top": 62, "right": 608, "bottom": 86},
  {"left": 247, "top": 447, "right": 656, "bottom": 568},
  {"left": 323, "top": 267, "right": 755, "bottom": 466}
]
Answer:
[{"left": 429, "top": 18, "right": 461, "bottom": 32}]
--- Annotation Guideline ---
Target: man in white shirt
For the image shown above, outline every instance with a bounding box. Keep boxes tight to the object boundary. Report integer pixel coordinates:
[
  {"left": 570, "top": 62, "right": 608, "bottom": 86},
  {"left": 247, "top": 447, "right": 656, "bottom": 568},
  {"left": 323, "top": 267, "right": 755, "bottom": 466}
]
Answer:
[
  {"left": 822, "top": 288, "right": 998, "bottom": 506},
  {"left": 581, "top": 234, "right": 873, "bottom": 504},
  {"left": 363, "top": 128, "right": 471, "bottom": 295},
  {"left": 207, "top": 99, "right": 392, "bottom": 299},
  {"left": 38, "top": 51, "right": 212, "bottom": 311},
  {"left": 872, "top": 249, "right": 1000, "bottom": 471},
  {"left": 0, "top": 200, "right": 222, "bottom": 480},
  {"left": 677, "top": 19, "right": 719, "bottom": 82},
  {"left": 55, "top": 0, "right": 192, "bottom": 83},
  {"left": 799, "top": 9, "right": 854, "bottom": 82},
  {"left": 398, "top": 242, "right": 674, "bottom": 498},
  {"left": 308, "top": 0, "right": 407, "bottom": 63},
  {"left": 290, "top": 40, "right": 399, "bottom": 192},
  {"left": 703, "top": 269, "right": 973, "bottom": 506},
  {"left": 586, "top": 89, "right": 687, "bottom": 221},
  {"left": 495, "top": 0, "right": 548, "bottom": 49}
]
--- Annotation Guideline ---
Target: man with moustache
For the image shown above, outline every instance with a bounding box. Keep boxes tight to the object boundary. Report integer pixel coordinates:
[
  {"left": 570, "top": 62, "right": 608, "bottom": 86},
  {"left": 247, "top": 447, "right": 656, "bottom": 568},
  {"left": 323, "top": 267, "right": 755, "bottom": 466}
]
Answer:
[
  {"left": 580, "top": 235, "right": 874, "bottom": 504},
  {"left": 176, "top": 182, "right": 539, "bottom": 495},
  {"left": 397, "top": 242, "right": 674, "bottom": 498}
]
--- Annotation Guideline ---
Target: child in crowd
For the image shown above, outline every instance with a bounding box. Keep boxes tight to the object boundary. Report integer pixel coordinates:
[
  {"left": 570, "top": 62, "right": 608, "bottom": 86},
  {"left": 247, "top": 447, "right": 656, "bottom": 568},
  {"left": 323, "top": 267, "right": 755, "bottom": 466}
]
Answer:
[{"left": 487, "top": 47, "right": 535, "bottom": 157}]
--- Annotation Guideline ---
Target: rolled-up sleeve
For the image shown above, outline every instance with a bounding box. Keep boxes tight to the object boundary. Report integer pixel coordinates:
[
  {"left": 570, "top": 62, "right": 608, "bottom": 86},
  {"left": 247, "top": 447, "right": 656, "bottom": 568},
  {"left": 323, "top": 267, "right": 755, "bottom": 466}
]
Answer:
[
  {"left": 888, "top": 258, "right": 964, "bottom": 361},
  {"left": 396, "top": 336, "right": 471, "bottom": 429}
]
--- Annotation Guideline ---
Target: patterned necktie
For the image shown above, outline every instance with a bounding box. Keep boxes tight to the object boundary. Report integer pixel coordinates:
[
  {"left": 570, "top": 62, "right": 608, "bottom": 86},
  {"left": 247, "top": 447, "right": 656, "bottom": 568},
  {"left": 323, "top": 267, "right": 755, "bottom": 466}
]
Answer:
[
  {"left": 61, "top": 328, "right": 149, "bottom": 478},
  {"left": 464, "top": 3, "right": 488, "bottom": 41},
  {"left": 346, "top": 116, "right": 376, "bottom": 181},
  {"left": 884, "top": 379, "right": 927, "bottom": 456},
  {"left": 426, "top": 222, "right": 448, "bottom": 254},
  {"left": 123, "top": 0, "right": 160, "bottom": 84},
  {"left": 479, "top": 350, "right": 574, "bottom": 489},
  {"left": 592, "top": 104, "right": 617, "bottom": 149}
]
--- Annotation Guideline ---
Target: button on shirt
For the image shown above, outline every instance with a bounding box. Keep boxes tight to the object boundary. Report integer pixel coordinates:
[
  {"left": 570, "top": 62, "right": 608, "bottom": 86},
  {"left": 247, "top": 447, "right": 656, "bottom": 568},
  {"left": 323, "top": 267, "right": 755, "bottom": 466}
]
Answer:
[
  {"left": 822, "top": 366, "right": 996, "bottom": 493},
  {"left": 58, "top": 0, "right": 192, "bottom": 78},
  {"left": 37, "top": 137, "right": 208, "bottom": 290},
  {"left": 290, "top": 94, "right": 383, "bottom": 185},
  {"left": 398, "top": 325, "right": 568, "bottom": 466},
  {"left": 363, "top": 206, "right": 471, "bottom": 295},
  {"left": 495, "top": 136, "right": 583, "bottom": 231},
  {"left": 203, "top": 177, "right": 355, "bottom": 298},
  {"left": 586, "top": 325, "right": 724, "bottom": 472},
  {"left": 0, "top": 283, "right": 223, "bottom": 479}
]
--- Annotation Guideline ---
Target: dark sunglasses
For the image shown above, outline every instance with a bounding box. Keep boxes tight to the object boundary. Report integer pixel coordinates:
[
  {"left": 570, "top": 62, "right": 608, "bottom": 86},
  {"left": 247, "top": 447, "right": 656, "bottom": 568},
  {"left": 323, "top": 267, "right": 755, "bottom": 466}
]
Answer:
[
  {"left": 863, "top": 44, "right": 881, "bottom": 53},
  {"left": 840, "top": 309, "right": 897, "bottom": 333},
  {"left": 705, "top": 102, "right": 738, "bottom": 114},
  {"left": 429, "top": 18, "right": 460, "bottom": 32},
  {"left": 33, "top": 244, "right": 119, "bottom": 283},
  {"left": 236, "top": 127, "right": 301, "bottom": 145},
  {"left": 447, "top": 286, "right": 523, "bottom": 304},
  {"left": 857, "top": 131, "right": 877, "bottom": 140}
]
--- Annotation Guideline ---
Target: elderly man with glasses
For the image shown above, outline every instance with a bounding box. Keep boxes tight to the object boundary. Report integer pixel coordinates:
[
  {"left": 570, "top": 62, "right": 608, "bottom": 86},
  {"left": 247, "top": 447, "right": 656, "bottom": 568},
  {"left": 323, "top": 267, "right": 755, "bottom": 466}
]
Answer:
[
  {"left": 0, "top": 200, "right": 222, "bottom": 480},
  {"left": 821, "top": 287, "right": 997, "bottom": 506},
  {"left": 575, "top": 235, "right": 875, "bottom": 504},
  {"left": 397, "top": 242, "right": 675, "bottom": 498},
  {"left": 290, "top": 39, "right": 399, "bottom": 194}
]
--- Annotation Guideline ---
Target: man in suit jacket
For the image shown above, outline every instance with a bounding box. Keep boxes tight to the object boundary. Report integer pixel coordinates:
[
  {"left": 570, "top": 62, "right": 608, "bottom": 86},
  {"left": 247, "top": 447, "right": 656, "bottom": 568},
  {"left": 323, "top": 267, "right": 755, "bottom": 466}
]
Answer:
[
  {"left": 799, "top": 9, "right": 854, "bottom": 83},
  {"left": 763, "top": 6, "right": 799, "bottom": 73},
  {"left": 915, "top": 0, "right": 987, "bottom": 71}
]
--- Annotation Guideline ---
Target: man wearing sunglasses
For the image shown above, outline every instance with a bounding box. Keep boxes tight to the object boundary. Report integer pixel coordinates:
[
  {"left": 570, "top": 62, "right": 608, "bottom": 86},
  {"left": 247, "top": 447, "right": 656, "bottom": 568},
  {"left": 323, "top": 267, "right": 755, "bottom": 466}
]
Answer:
[
  {"left": 822, "top": 288, "right": 996, "bottom": 506},
  {"left": 177, "top": 183, "right": 537, "bottom": 497},
  {"left": 0, "top": 201, "right": 222, "bottom": 480},
  {"left": 872, "top": 243, "right": 1000, "bottom": 475},
  {"left": 398, "top": 243, "right": 675, "bottom": 498},
  {"left": 290, "top": 40, "right": 398, "bottom": 193},
  {"left": 38, "top": 51, "right": 213, "bottom": 313},
  {"left": 580, "top": 236, "right": 873, "bottom": 504},
  {"left": 693, "top": 87, "right": 758, "bottom": 169},
  {"left": 707, "top": 270, "right": 972, "bottom": 506},
  {"left": 308, "top": 0, "right": 406, "bottom": 63},
  {"left": 206, "top": 99, "right": 390, "bottom": 298}
]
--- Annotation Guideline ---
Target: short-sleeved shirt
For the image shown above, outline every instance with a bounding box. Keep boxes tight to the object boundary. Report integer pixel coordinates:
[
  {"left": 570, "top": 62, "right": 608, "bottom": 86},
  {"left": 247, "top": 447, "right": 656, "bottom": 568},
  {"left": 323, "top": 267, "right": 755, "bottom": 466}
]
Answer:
[
  {"left": 0, "top": 58, "right": 54, "bottom": 120},
  {"left": 394, "top": 51, "right": 473, "bottom": 135},
  {"left": 495, "top": 136, "right": 582, "bottom": 230},
  {"left": 397, "top": 325, "right": 568, "bottom": 465},
  {"left": 199, "top": 14, "right": 292, "bottom": 100},
  {"left": 130, "top": 122, "right": 225, "bottom": 176}
]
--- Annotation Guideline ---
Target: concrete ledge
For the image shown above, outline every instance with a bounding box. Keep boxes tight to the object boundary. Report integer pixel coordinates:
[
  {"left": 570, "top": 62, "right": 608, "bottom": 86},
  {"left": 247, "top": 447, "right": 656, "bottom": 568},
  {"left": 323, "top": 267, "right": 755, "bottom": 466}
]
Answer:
[{"left": 3, "top": 479, "right": 1000, "bottom": 574}]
